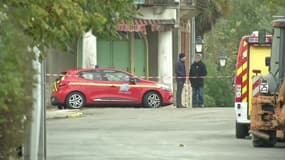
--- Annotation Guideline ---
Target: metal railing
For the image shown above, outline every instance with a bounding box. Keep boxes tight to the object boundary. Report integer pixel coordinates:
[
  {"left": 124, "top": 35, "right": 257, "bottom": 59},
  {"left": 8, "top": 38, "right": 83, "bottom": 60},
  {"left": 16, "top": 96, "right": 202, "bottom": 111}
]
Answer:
[
  {"left": 195, "top": 0, "right": 208, "bottom": 10},
  {"left": 134, "top": 0, "right": 146, "bottom": 5},
  {"left": 180, "top": 0, "right": 208, "bottom": 9},
  {"left": 134, "top": 0, "right": 180, "bottom": 6},
  {"left": 134, "top": 0, "right": 207, "bottom": 10},
  {"left": 181, "top": 0, "right": 193, "bottom": 6}
]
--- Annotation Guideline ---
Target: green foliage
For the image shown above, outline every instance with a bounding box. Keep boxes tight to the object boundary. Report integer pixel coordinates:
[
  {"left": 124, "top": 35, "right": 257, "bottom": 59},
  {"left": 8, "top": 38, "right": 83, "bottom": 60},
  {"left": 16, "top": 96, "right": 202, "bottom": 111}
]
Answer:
[
  {"left": 0, "top": 18, "right": 34, "bottom": 159},
  {"left": 2, "top": 0, "right": 136, "bottom": 54},
  {"left": 203, "top": 56, "right": 234, "bottom": 107},
  {"left": 196, "top": 0, "right": 231, "bottom": 36},
  {"left": 0, "top": 0, "right": 136, "bottom": 158},
  {"left": 202, "top": 0, "right": 285, "bottom": 107}
]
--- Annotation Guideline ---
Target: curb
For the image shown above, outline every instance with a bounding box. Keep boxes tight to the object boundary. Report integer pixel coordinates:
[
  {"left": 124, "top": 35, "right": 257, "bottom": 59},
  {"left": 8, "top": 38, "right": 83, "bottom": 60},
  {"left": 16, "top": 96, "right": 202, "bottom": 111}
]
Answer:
[
  {"left": 66, "top": 112, "right": 83, "bottom": 118},
  {"left": 46, "top": 109, "right": 83, "bottom": 119}
]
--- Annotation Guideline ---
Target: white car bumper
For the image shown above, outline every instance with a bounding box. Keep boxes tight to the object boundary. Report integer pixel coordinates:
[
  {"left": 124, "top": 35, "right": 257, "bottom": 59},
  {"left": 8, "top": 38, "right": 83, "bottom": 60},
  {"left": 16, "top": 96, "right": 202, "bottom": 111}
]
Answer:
[{"left": 235, "top": 102, "right": 250, "bottom": 124}]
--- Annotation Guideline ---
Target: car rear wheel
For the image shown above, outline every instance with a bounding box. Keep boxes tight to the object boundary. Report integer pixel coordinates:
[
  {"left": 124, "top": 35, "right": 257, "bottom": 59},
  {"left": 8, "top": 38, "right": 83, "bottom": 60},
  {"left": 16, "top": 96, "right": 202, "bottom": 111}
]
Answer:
[
  {"left": 65, "top": 92, "right": 86, "bottom": 109},
  {"left": 143, "top": 91, "right": 161, "bottom": 108}
]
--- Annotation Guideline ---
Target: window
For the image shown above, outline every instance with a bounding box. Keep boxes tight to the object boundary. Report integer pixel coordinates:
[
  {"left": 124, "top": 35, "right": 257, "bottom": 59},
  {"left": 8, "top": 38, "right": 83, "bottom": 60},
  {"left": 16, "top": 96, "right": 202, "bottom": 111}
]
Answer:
[
  {"left": 102, "top": 70, "right": 130, "bottom": 82},
  {"left": 93, "top": 72, "right": 103, "bottom": 80},
  {"left": 78, "top": 71, "right": 103, "bottom": 80}
]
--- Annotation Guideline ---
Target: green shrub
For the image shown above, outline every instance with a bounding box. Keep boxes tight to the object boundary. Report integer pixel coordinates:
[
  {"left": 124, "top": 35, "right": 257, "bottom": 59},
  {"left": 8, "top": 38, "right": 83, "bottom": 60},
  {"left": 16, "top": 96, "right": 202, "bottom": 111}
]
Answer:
[{"left": 0, "top": 19, "right": 34, "bottom": 159}]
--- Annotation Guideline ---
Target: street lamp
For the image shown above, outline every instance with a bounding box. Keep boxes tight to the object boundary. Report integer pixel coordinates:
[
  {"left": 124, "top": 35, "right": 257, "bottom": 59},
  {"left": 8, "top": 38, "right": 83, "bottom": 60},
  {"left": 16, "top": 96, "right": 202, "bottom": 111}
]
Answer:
[
  {"left": 219, "top": 54, "right": 227, "bottom": 67},
  {"left": 195, "top": 36, "right": 204, "bottom": 53}
]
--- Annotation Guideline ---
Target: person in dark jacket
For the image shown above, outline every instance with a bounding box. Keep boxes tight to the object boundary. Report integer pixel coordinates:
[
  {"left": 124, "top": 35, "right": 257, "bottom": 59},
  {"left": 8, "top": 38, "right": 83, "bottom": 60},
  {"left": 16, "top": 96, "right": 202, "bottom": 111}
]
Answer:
[
  {"left": 175, "top": 53, "right": 187, "bottom": 108},
  {"left": 189, "top": 54, "right": 207, "bottom": 107}
]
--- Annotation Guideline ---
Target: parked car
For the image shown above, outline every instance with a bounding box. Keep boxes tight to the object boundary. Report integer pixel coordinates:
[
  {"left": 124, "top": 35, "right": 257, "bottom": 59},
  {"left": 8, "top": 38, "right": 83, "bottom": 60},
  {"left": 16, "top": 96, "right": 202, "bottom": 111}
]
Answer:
[{"left": 51, "top": 68, "right": 173, "bottom": 109}]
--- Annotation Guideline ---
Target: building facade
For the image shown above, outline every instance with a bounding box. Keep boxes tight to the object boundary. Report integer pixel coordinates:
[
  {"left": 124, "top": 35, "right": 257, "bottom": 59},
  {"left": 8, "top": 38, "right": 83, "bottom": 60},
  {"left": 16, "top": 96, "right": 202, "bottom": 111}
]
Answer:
[
  {"left": 93, "top": 0, "right": 206, "bottom": 90},
  {"left": 46, "top": 0, "right": 207, "bottom": 106}
]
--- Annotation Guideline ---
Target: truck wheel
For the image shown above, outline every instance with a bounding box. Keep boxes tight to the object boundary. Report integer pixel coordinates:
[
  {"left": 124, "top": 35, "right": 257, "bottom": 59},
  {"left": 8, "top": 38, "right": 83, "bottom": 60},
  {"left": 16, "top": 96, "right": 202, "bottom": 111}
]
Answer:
[
  {"left": 235, "top": 122, "right": 249, "bottom": 139},
  {"left": 252, "top": 130, "right": 276, "bottom": 147},
  {"left": 252, "top": 136, "right": 263, "bottom": 147}
]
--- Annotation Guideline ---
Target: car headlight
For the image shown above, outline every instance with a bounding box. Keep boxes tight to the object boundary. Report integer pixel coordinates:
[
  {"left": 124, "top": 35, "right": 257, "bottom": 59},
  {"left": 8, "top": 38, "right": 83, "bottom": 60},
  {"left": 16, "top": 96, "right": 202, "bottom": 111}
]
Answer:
[
  {"left": 158, "top": 84, "right": 171, "bottom": 92},
  {"left": 259, "top": 80, "right": 269, "bottom": 94}
]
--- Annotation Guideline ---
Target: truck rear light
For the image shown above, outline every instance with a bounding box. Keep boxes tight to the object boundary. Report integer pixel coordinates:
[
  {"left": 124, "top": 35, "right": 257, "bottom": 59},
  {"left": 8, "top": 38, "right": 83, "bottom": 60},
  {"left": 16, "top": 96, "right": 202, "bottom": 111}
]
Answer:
[{"left": 235, "top": 85, "right": 242, "bottom": 98}]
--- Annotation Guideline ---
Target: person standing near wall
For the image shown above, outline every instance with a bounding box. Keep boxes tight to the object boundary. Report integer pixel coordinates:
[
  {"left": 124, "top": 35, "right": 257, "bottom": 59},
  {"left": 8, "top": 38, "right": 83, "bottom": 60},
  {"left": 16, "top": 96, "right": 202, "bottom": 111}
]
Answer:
[
  {"left": 175, "top": 53, "right": 187, "bottom": 108},
  {"left": 189, "top": 54, "right": 207, "bottom": 108}
]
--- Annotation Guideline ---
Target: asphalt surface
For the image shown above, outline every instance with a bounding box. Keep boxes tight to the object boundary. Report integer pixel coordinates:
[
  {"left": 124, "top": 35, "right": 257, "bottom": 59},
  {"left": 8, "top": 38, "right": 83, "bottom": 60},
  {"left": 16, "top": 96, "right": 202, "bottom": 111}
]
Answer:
[{"left": 47, "top": 106, "right": 285, "bottom": 160}]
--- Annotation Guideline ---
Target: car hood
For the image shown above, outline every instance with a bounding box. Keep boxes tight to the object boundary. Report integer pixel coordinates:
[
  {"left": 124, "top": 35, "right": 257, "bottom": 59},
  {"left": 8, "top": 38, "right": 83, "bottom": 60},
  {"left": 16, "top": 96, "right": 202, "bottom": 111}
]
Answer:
[{"left": 139, "top": 79, "right": 160, "bottom": 85}]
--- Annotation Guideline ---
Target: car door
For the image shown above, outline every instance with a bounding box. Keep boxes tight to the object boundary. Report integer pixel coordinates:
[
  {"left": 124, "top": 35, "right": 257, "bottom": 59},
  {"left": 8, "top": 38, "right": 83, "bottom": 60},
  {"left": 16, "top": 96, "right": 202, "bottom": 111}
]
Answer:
[
  {"left": 77, "top": 70, "right": 106, "bottom": 103},
  {"left": 101, "top": 69, "right": 141, "bottom": 104}
]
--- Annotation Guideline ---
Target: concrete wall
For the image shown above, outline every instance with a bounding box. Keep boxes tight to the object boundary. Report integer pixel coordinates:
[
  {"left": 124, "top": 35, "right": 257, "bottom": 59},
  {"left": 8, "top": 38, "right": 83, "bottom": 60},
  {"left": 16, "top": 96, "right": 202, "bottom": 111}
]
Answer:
[
  {"left": 46, "top": 49, "right": 76, "bottom": 107},
  {"left": 46, "top": 49, "right": 76, "bottom": 74},
  {"left": 140, "top": 6, "right": 176, "bottom": 88},
  {"left": 137, "top": 7, "right": 176, "bottom": 20}
]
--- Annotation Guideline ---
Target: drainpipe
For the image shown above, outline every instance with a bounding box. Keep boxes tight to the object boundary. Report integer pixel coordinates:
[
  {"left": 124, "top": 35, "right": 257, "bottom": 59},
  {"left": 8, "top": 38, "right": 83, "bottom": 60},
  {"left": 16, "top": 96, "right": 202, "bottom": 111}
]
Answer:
[
  {"left": 129, "top": 32, "right": 135, "bottom": 73},
  {"left": 143, "top": 33, "right": 149, "bottom": 79},
  {"left": 76, "top": 36, "right": 83, "bottom": 68}
]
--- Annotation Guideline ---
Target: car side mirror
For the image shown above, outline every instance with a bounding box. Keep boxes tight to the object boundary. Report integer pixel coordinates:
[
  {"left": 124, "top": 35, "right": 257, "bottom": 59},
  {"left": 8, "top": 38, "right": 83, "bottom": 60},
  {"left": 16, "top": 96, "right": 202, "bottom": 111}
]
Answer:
[
  {"left": 265, "top": 57, "right": 271, "bottom": 66},
  {"left": 129, "top": 77, "right": 137, "bottom": 84}
]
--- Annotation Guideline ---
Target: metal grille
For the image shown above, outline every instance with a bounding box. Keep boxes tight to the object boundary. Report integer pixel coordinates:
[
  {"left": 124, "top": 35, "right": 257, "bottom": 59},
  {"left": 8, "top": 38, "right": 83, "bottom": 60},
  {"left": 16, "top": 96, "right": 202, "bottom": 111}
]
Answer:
[
  {"left": 195, "top": 0, "right": 208, "bottom": 10},
  {"left": 135, "top": 0, "right": 207, "bottom": 10},
  {"left": 138, "top": 0, "right": 180, "bottom": 6}
]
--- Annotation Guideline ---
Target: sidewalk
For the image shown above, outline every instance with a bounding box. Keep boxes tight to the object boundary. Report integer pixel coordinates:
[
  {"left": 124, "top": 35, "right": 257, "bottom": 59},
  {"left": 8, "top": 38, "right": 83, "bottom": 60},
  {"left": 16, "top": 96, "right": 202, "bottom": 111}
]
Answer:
[{"left": 46, "top": 109, "right": 83, "bottom": 119}]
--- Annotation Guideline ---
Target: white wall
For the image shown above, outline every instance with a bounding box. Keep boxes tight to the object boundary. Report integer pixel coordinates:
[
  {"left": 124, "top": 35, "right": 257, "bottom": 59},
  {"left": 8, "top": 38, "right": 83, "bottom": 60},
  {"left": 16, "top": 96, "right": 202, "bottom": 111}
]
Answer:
[
  {"left": 82, "top": 31, "right": 97, "bottom": 68},
  {"left": 136, "top": 7, "right": 176, "bottom": 20},
  {"left": 158, "top": 31, "right": 173, "bottom": 90}
]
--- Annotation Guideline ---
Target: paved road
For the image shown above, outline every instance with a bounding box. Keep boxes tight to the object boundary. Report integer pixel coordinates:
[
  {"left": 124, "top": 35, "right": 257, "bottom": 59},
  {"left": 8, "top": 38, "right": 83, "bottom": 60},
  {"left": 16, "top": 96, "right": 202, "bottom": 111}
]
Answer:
[{"left": 47, "top": 106, "right": 285, "bottom": 160}]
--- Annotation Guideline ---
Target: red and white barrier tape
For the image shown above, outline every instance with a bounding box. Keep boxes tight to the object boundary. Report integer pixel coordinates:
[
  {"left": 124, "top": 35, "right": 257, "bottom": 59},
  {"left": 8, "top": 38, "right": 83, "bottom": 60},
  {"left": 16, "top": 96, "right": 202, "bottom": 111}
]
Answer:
[{"left": 45, "top": 73, "right": 232, "bottom": 79}]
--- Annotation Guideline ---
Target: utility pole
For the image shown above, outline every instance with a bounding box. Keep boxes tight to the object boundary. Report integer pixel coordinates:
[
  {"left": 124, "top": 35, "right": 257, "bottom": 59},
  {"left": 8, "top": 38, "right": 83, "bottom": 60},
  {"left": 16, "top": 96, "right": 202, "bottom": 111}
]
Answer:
[
  {"left": 176, "top": 1, "right": 181, "bottom": 53},
  {"left": 191, "top": 16, "right": 196, "bottom": 63},
  {"left": 24, "top": 47, "right": 46, "bottom": 160}
]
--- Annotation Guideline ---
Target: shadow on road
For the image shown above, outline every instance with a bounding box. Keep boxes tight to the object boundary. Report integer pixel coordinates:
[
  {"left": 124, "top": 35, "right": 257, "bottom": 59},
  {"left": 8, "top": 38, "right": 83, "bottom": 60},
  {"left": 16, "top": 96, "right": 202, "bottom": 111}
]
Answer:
[{"left": 84, "top": 104, "right": 171, "bottom": 109}]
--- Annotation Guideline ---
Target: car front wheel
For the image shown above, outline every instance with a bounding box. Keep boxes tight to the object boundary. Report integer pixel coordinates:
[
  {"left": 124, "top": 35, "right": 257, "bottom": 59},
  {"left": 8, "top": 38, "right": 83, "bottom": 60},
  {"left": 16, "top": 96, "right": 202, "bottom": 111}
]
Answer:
[
  {"left": 65, "top": 92, "right": 86, "bottom": 109},
  {"left": 143, "top": 91, "right": 161, "bottom": 108}
]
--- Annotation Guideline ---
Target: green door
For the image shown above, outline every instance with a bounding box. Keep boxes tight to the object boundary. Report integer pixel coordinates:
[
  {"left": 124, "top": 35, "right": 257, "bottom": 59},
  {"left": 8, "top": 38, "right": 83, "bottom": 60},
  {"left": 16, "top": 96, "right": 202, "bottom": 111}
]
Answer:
[
  {"left": 97, "top": 38, "right": 145, "bottom": 76},
  {"left": 113, "top": 40, "right": 130, "bottom": 71},
  {"left": 97, "top": 40, "right": 112, "bottom": 67}
]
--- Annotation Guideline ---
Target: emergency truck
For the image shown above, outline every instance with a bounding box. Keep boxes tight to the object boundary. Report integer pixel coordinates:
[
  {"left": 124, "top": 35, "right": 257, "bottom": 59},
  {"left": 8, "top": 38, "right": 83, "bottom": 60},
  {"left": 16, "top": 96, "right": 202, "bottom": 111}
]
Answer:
[
  {"left": 250, "top": 19, "right": 285, "bottom": 147},
  {"left": 234, "top": 32, "right": 272, "bottom": 138}
]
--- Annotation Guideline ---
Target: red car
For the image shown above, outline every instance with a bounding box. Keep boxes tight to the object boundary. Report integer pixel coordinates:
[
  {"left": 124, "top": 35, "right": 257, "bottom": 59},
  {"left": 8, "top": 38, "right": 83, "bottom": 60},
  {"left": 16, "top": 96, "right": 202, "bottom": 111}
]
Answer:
[{"left": 51, "top": 68, "right": 173, "bottom": 109}]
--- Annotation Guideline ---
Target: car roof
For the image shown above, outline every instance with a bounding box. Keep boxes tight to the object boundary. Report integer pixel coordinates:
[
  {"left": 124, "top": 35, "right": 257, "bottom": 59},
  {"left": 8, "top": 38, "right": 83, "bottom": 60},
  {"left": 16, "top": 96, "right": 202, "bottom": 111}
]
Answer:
[{"left": 63, "top": 68, "right": 133, "bottom": 75}]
